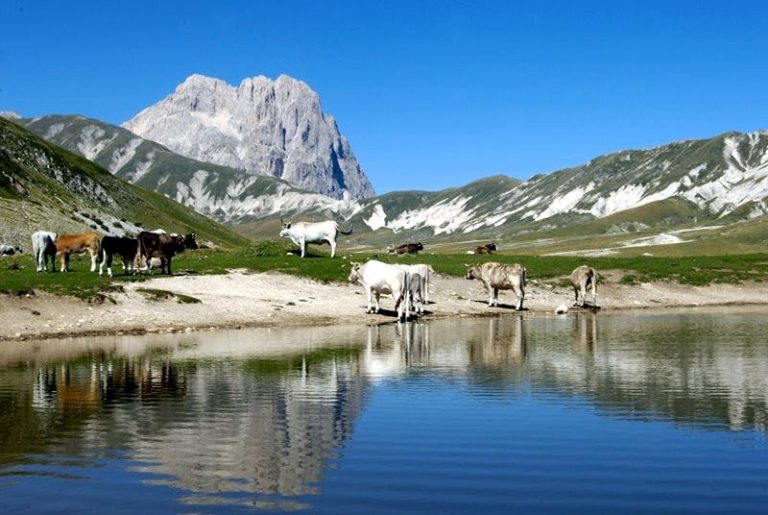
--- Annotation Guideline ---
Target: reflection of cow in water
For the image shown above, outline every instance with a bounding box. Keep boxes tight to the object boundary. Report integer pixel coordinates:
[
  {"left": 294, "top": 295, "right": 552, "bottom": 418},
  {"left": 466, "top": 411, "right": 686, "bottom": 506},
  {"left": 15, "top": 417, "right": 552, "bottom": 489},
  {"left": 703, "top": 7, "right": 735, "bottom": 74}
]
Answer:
[{"left": 571, "top": 265, "right": 598, "bottom": 307}]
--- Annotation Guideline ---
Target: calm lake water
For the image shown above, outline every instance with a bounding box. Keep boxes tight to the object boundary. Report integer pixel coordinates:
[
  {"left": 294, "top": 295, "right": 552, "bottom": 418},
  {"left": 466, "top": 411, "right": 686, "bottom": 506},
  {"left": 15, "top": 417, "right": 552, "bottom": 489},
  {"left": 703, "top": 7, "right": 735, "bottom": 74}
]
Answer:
[{"left": 1, "top": 309, "right": 768, "bottom": 514}]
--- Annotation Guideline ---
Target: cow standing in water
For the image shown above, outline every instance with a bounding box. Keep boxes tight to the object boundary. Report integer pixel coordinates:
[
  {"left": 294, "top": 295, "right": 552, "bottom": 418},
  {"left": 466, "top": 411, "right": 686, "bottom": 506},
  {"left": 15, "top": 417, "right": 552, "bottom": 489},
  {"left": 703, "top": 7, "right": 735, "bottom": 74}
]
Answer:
[
  {"left": 466, "top": 261, "right": 528, "bottom": 310},
  {"left": 279, "top": 219, "right": 351, "bottom": 258},
  {"left": 571, "top": 265, "right": 598, "bottom": 307}
]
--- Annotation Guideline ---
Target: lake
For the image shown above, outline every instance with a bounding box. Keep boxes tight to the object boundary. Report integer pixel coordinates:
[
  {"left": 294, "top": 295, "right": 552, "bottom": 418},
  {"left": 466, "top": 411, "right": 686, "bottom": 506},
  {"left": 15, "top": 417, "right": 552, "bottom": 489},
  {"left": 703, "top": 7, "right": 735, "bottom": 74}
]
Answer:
[{"left": 1, "top": 308, "right": 768, "bottom": 514}]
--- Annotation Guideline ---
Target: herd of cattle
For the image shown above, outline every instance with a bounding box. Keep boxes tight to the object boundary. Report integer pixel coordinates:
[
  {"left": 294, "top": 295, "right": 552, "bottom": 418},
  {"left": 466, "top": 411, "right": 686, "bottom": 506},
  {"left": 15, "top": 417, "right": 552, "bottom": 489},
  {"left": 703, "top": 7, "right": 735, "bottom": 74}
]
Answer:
[
  {"left": 348, "top": 258, "right": 598, "bottom": 321},
  {"left": 3, "top": 219, "right": 599, "bottom": 321},
  {"left": 25, "top": 230, "right": 198, "bottom": 276}
]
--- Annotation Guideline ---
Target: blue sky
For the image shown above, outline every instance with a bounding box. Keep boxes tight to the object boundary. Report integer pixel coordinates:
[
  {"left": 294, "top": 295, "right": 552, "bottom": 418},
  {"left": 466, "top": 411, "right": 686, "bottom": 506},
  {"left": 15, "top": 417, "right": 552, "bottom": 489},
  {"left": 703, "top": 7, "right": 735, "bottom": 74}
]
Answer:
[{"left": 2, "top": 1, "right": 768, "bottom": 194}]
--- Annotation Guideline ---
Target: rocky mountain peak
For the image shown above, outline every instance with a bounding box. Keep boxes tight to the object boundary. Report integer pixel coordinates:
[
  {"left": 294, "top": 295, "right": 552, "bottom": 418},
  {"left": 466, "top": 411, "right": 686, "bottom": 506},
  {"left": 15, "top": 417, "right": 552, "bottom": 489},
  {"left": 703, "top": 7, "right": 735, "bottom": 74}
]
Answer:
[{"left": 123, "top": 74, "right": 375, "bottom": 200}]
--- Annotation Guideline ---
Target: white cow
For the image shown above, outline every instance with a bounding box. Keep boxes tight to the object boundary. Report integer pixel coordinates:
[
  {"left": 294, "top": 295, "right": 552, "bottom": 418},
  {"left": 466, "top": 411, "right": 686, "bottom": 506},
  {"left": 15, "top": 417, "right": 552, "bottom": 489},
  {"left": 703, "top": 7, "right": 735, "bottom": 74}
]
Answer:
[
  {"left": 571, "top": 265, "right": 598, "bottom": 307},
  {"left": 348, "top": 260, "right": 411, "bottom": 321},
  {"left": 396, "top": 263, "right": 433, "bottom": 314},
  {"left": 279, "top": 219, "right": 351, "bottom": 258},
  {"left": 31, "top": 231, "right": 57, "bottom": 272},
  {"left": 466, "top": 261, "right": 527, "bottom": 310}
]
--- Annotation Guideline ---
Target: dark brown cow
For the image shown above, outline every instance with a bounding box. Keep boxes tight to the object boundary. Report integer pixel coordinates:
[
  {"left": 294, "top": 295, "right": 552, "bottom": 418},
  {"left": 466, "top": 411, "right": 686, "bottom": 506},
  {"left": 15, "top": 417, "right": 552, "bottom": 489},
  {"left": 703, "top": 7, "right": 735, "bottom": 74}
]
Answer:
[
  {"left": 474, "top": 242, "right": 497, "bottom": 255},
  {"left": 388, "top": 242, "right": 424, "bottom": 255},
  {"left": 136, "top": 231, "right": 187, "bottom": 275},
  {"left": 99, "top": 236, "right": 138, "bottom": 277}
]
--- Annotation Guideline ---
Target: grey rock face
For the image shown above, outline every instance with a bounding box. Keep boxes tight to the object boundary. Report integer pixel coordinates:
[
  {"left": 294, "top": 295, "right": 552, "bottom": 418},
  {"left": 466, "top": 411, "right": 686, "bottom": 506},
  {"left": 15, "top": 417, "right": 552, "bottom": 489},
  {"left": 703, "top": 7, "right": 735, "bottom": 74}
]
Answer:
[{"left": 123, "top": 74, "right": 375, "bottom": 200}]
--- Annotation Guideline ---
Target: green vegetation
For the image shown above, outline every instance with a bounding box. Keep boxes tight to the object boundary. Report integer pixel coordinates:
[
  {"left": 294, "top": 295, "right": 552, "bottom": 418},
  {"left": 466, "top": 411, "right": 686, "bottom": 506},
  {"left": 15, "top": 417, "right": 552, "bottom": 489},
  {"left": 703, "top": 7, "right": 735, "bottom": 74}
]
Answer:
[{"left": 3, "top": 240, "right": 768, "bottom": 302}]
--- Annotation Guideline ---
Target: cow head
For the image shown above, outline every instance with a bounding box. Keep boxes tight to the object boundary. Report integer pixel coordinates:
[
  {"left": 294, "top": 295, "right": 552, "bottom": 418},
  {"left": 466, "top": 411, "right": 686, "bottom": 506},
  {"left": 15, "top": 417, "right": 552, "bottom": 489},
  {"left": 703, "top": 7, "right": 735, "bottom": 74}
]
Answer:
[
  {"left": 279, "top": 217, "right": 292, "bottom": 237},
  {"left": 487, "top": 242, "right": 497, "bottom": 251},
  {"left": 387, "top": 245, "right": 395, "bottom": 254},
  {"left": 14, "top": 246, "right": 22, "bottom": 254},
  {"left": 170, "top": 234, "right": 187, "bottom": 253},
  {"left": 183, "top": 233, "right": 198, "bottom": 249},
  {"left": 415, "top": 243, "right": 424, "bottom": 251},
  {"left": 465, "top": 264, "right": 481, "bottom": 280},
  {"left": 347, "top": 262, "right": 362, "bottom": 284}
]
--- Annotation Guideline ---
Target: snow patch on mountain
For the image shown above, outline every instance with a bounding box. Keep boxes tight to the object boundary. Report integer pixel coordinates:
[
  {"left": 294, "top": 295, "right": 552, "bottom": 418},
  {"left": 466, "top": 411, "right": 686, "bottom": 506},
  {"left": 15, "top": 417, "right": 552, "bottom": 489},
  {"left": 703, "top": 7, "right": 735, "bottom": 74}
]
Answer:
[
  {"left": 364, "top": 204, "right": 387, "bottom": 231},
  {"left": 78, "top": 125, "right": 116, "bottom": 161},
  {"left": 109, "top": 138, "right": 143, "bottom": 172},
  {"left": 534, "top": 184, "right": 594, "bottom": 220},
  {"left": 388, "top": 196, "right": 476, "bottom": 235}
]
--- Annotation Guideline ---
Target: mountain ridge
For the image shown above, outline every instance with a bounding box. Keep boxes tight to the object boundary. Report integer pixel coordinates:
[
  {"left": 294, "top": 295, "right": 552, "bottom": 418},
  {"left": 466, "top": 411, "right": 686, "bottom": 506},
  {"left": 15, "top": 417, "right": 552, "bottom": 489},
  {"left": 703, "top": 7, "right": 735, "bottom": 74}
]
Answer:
[{"left": 122, "top": 74, "right": 375, "bottom": 200}]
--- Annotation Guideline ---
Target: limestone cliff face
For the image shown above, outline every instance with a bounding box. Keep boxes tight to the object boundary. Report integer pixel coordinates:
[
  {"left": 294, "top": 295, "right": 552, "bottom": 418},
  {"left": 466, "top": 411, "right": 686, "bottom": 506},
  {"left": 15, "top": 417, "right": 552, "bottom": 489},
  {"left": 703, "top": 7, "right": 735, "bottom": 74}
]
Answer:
[{"left": 123, "top": 74, "right": 375, "bottom": 200}]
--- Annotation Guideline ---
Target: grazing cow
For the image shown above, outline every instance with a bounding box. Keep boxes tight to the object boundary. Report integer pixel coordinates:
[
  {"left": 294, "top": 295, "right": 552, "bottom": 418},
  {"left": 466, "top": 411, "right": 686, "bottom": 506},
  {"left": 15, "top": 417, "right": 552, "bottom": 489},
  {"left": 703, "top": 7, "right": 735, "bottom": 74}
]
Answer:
[
  {"left": 474, "top": 242, "right": 497, "bottom": 255},
  {"left": 466, "top": 261, "right": 527, "bottom": 310},
  {"left": 0, "top": 244, "right": 22, "bottom": 256},
  {"left": 279, "top": 219, "right": 351, "bottom": 258},
  {"left": 387, "top": 242, "right": 424, "bottom": 255},
  {"left": 396, "top": 263, "right": 433, "bottom": 314},
  {"left": 136, "top": 231, "right": 187, "bottom": 275},
  {"left": 348, "top": 260, "right": 411, "bottom": 321},
  {"left": 55, "top": 232, "right": 101, "bottom": 272},
  {"left": 99, "top": 236, "right": 139, "bottom": 277},
  {"left": 571, "top": 265, "right": 598, "bottom": 307},
  {"left": 31, "top": 231, "right": 57, "bottom": 272}
]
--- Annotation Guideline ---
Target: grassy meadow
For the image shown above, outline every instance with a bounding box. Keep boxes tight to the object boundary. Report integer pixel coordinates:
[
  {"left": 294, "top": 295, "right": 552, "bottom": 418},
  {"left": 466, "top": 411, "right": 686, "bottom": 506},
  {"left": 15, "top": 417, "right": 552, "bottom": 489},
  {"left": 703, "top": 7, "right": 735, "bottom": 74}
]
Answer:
[{"left": 2, "top": 239, "right": 768, "bottom": 301}]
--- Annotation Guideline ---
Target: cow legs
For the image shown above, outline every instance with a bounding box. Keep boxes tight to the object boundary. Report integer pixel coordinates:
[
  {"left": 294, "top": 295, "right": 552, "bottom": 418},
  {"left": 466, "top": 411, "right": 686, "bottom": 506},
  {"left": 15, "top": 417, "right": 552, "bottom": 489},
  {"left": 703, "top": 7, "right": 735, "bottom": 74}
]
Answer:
[
  {"left": 366, "top": 288, "right": 375, "bottom": 313},
  {"left": 329, "top": 239, "right": 337, "bottom": 258},
  {"left": 299, "top": 239, "right": 307, "bottom": 258},
  {"left": 515, "top": 287, "right": 524, "bottom": 311},
  {"left": 578, "top": 278, "right": 588, "bottom": 307},
  {"left": 89, "top": 250, "right": 98, "bottom": 272},
  {"left": 590, "top": 279, "right": 597, "bottom": 306},
  {"left": 60, "top": 253, "right": 68, "bottom": 272}
]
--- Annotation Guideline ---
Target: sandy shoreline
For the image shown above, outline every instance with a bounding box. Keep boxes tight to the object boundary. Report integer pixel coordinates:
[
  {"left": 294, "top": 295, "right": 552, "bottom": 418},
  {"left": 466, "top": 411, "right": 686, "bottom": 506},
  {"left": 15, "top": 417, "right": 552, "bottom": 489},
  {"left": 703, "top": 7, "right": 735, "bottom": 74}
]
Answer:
[{"left": 2, "top": 270, "right": 768, "bottom": 342}]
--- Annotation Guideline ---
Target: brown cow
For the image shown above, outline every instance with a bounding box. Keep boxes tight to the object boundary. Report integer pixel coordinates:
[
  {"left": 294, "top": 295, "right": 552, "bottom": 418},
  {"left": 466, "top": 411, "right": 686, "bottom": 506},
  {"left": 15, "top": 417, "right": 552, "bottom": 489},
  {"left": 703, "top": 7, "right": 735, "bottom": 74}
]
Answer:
[
  {"left": 55, "top": 232, "right": 100, "bottom": 272},
  {"left": 474, "top": 242, "right": 497, "bottom": 254},
  {"left": 466, "top": 261, "right": 527, "bottom": 310},
  {"left": 387, "top": 242, "right": 424, "bottom": 255},
  {"left": 136, "top": 231, "right": 187, "bottom": 275}
]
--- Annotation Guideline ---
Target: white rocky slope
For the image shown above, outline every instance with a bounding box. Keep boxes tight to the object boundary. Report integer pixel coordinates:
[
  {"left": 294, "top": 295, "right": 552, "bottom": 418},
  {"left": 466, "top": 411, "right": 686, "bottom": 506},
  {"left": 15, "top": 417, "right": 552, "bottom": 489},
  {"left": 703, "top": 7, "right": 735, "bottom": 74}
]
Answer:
[
  {"left": 123, "top": 74, "right": 374, "bottom": 200},
  {"left": 350, "top": 130, "right": 768, "bottom": 235}
]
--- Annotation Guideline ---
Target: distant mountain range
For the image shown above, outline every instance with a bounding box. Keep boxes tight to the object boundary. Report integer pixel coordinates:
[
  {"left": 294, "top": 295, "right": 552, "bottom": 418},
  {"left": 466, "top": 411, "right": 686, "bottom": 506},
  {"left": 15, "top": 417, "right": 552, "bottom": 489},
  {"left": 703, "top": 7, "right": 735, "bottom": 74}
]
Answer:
[{"left": 5, "top": 72, "right": 768, "bottom": 254}]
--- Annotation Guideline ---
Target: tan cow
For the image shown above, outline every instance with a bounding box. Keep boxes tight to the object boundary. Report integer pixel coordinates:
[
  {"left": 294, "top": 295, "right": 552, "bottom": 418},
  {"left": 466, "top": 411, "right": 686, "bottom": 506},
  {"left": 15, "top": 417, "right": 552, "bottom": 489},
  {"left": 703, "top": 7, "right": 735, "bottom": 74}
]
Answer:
[
  {"left": 571, "top": 265, "right": 598, "bottom": 307},
  {"left": 55, "top": 232, "right": 100, "bottom": 272},
  {"left": 466, "top": 262, "right": 527, "bottom": 310}
]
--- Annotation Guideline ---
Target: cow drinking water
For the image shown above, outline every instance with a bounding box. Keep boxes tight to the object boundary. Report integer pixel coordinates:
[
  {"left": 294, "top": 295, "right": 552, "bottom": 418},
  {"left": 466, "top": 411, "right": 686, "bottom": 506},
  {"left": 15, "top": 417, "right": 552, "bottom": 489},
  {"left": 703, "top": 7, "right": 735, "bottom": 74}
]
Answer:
[
  {"left": 466, "top": 261, "right": 527, "bottom": 310},
  {"left": 279, "top": 219, "right": 351, "bottom": 258},
  {"left": 571, "top": 265, "right": 598, "bottom": 307}
]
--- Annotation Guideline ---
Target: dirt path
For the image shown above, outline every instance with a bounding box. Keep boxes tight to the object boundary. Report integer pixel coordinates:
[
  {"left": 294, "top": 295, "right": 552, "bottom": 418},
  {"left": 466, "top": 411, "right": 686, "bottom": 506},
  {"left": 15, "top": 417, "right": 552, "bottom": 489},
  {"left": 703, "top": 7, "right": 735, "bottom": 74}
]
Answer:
[{"left": 2, "top": 270, "right": 767, "bottom": 341}]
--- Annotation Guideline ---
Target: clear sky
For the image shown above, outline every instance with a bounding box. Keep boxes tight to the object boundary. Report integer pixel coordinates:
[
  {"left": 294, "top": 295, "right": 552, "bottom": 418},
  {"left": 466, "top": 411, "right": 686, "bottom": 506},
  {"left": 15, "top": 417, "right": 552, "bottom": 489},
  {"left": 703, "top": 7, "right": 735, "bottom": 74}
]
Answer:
[{"left": 2, "top": 1, "right": 768, "bottom": 194}]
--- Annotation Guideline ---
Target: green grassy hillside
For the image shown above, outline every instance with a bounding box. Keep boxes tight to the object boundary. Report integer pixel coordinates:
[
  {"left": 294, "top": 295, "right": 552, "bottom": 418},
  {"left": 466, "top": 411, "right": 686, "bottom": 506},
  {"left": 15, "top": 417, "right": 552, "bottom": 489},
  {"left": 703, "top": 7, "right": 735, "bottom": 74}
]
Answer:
[{"left": 0, "top": 117, "right": 249, "bottom": 248}]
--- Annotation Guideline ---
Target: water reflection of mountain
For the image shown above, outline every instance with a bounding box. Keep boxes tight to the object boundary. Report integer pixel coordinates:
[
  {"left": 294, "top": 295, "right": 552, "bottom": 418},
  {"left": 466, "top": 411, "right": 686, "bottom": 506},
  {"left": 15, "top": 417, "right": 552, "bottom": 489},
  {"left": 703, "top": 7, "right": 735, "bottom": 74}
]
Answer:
[
  {"left": 0, "top": 325, "right": 372, "bottom": 501},
  {"left": 2, "top": 311, "right": 767, "bottom": 502}
]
